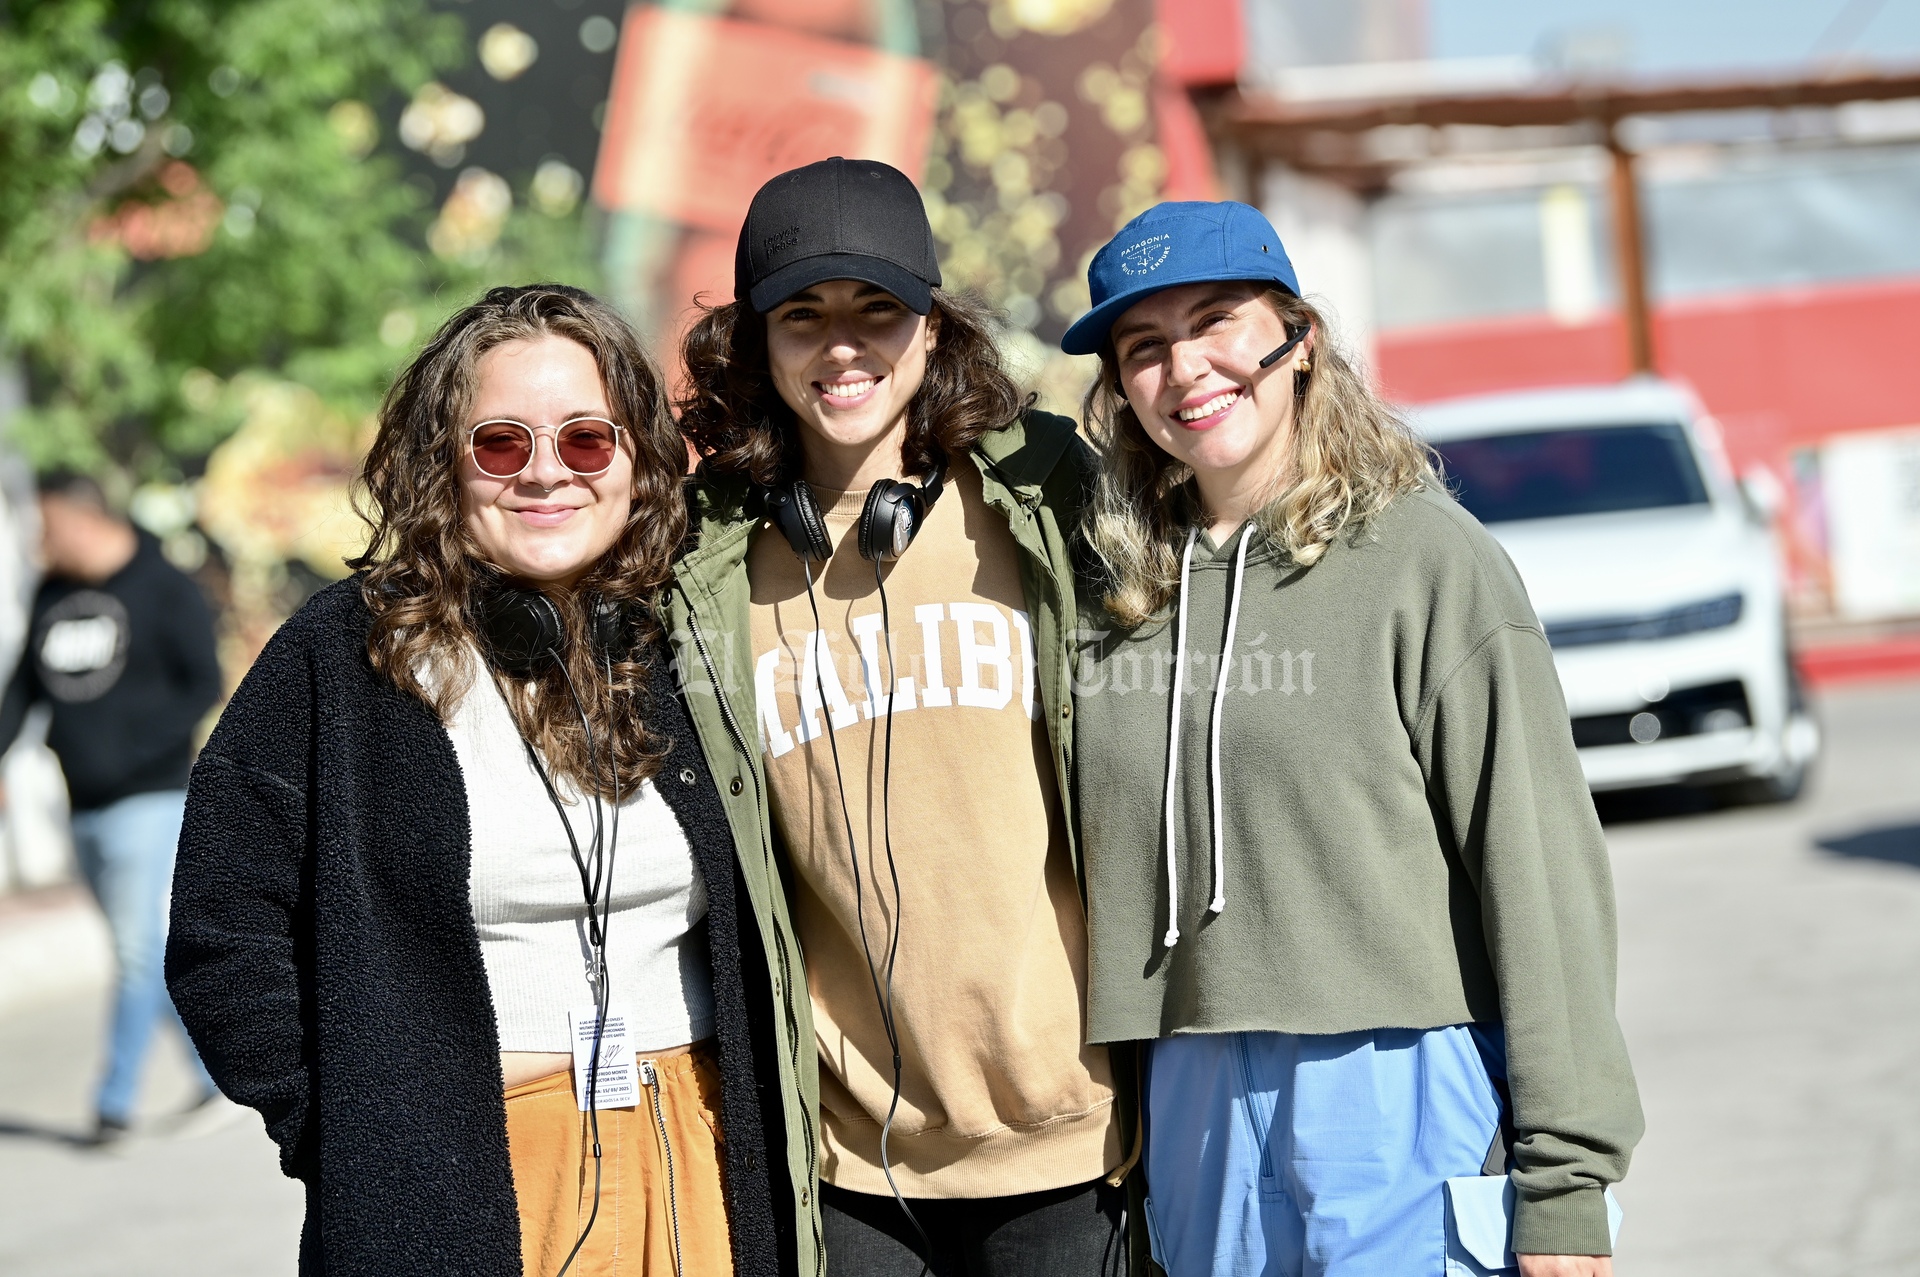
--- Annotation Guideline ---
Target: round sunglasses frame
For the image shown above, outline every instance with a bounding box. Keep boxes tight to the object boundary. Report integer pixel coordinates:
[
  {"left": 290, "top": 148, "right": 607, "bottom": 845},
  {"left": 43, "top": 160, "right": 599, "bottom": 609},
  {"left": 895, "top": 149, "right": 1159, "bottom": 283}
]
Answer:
[{"left": 466, "top": 416, "right": 626, "bottom": 481}]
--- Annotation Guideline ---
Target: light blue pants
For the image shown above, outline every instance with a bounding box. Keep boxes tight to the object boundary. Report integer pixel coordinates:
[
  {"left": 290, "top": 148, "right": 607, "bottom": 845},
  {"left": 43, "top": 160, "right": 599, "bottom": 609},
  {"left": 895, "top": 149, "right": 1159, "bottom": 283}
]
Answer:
[
  {"left": 1144, "top": 1026, "right": 1503, "bottom": 1277},
  {"left": 70, "top": 790, "right": 214, "bottom": 1124}
]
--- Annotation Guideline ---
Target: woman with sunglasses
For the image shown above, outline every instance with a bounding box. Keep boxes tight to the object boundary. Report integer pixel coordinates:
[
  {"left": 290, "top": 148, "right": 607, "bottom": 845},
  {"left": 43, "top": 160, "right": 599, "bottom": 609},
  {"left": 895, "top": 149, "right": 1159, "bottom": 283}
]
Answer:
[
  {"left": 166, "top": 285, "right": 815, "bottom": 1277},
  {"left": 1066, "top": 204, "right": 1641, "bottom": 1277}
]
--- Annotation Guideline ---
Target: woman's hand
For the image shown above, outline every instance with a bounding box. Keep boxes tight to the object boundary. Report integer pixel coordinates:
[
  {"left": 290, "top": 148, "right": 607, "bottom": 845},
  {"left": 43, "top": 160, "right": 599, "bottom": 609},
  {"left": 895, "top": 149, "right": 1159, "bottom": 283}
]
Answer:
[{"left": 1518, "top": 1256, "right": 1613, "bottom": 1277}]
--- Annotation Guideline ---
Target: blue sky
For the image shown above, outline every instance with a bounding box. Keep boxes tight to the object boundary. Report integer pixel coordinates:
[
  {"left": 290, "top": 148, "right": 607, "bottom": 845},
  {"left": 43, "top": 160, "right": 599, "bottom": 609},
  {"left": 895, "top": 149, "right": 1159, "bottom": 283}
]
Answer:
[{"left": 1428, "top": 0, "right": 1920, "bottom": 74}]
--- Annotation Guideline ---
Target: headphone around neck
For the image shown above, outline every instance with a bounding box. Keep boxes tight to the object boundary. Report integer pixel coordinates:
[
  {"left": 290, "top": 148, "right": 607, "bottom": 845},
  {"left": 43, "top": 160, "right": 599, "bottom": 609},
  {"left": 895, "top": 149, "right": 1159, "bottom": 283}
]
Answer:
[
  {"left": 761, "top": 455, "right": 947, "bottom": 564},
  {"left": 474, "top": 579, "right": 639, "bottom": 678}
]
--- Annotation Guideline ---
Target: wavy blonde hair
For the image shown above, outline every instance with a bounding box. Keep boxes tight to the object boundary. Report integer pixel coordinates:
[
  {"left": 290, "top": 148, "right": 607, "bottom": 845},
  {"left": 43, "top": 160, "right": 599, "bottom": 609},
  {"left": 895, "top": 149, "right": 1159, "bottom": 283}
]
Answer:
[{"left": 1083, "top": 288, "right": 1437, "bottom": 628}]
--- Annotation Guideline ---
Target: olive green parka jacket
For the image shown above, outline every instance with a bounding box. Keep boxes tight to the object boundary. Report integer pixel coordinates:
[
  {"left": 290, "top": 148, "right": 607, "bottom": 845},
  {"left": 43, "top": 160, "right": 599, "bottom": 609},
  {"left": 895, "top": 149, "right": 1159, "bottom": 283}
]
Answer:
[{"left": 660, "top": 409, "right": 1145, "bottom": 1276}]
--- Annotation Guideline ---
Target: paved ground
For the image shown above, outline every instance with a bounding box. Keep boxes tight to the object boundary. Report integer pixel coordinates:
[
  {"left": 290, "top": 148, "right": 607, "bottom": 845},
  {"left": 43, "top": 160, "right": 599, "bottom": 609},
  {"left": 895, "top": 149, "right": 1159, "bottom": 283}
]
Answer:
[
  {"left": 0, "top": 992, "right": 300, "bottom": 1274},
  {"left": 1601, "top": 679, "right": 1920, "bottom": 1275},
  {"left": 0, "top": 679, "right": 1916, "bottom": 1274}
]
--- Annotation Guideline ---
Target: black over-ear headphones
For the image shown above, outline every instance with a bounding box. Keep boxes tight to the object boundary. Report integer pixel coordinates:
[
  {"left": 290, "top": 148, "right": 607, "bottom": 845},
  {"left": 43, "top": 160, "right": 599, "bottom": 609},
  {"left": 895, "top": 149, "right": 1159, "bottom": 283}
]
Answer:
[
  {"left": 474, "top": 580, "right": 639, "bottom": 677},
  {"left": 762, "top": 454, "right": 947, "bottom": 564}
]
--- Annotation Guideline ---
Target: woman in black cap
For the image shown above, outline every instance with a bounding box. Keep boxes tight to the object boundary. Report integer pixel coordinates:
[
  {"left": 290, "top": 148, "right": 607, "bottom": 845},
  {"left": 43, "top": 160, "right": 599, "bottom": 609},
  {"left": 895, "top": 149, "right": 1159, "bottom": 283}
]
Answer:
[{"left": 667, "top": 158, "right": 1133, "bottom": 1276}]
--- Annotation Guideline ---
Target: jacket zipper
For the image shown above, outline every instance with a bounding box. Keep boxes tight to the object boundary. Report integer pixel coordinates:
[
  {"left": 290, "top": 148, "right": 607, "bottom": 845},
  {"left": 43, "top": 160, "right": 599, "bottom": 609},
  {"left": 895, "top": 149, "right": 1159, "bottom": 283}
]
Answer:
[
  {"left": 639, "top": 1058, "right": 684, "bottom": 1277},
  {"left": 681, "top": 596, "right": 826, "bottom": 1269}
]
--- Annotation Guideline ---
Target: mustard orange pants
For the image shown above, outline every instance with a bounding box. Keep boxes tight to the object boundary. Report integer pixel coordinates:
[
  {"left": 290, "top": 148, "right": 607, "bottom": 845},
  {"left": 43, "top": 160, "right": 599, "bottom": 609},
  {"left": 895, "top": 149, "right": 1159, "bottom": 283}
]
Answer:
[{"left": 506, "top": 1041, "right": 735, "bottom": 1277}]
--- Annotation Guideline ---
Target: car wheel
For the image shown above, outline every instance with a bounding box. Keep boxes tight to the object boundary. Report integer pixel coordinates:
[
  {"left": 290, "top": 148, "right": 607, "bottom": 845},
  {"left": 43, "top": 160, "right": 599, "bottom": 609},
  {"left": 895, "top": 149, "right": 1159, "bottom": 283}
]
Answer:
[
  {"left": 1714, "top": 655, "right": 1819, "bottom": 807},
  {"left": 1714, "top": 751, "right": 1809, "bottom": 806}
]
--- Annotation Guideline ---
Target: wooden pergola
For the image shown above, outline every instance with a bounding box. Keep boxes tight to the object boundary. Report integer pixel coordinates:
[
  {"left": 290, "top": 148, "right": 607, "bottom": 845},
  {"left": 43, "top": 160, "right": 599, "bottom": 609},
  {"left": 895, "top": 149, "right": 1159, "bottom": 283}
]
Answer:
[{"left": 1201, "top": 65, "right": 1920, "bottom": 375}]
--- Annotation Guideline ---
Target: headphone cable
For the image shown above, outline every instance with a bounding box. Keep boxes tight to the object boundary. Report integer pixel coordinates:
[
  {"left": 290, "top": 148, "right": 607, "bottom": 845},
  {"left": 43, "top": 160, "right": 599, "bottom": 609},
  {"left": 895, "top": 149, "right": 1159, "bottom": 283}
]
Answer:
[
  {"left": 522, "top": 738, "right": 602, "bottom": 956},
  {"left": 800, "top": 560, "right": 933, "bottom": 1273},
  {"left": 872, "top": 560, "right": 928, "bottom": 1275},
  {"left": 551, "top": 651, "right": 614, "bottom": 1277},
  {"left": 601, "top": 649, "right": 621, "bottom": 985}
]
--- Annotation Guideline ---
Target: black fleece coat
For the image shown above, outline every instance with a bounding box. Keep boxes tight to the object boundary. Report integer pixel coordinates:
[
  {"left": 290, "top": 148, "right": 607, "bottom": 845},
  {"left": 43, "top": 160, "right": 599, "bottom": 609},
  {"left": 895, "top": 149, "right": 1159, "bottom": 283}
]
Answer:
[{"left": 166, "top": 579, "right": 789, "bottom": 1276}]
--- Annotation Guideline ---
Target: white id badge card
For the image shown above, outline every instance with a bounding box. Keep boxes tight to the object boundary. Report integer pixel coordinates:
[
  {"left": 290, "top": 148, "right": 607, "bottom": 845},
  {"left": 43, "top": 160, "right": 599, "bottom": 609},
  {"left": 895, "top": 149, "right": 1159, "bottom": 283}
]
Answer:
[{"left": 568, "top": 1004, "right": 637, "bottom": 1111}]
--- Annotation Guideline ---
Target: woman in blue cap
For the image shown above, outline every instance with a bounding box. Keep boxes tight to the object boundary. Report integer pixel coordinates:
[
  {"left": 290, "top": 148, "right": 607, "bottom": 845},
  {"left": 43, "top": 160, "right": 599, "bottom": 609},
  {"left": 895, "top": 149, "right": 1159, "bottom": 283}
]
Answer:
[{"left": 1062, "top": 201, "right": 1641, "bottom": 1277}]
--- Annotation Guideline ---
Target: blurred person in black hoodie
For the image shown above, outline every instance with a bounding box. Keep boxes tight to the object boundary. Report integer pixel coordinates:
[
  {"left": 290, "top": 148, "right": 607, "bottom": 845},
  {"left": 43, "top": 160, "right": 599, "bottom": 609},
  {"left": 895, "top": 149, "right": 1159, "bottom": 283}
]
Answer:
[{"left": 0, "top": 471, "right": 224, "bottom": 1144}]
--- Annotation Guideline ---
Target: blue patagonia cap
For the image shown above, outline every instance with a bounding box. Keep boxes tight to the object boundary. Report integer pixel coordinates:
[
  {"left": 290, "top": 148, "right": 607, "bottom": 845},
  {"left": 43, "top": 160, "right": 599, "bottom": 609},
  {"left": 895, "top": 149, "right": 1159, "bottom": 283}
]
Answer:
[{"left": 1060, "top": 201, "right": 1299, "bottom": 356}]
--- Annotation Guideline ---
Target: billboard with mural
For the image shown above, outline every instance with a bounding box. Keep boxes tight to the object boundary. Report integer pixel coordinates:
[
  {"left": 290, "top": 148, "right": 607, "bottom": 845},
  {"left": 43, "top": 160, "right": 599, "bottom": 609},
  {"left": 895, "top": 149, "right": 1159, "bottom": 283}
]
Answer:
[{"left": 591, "top": 0, "right": 1167, "bottom": 389}]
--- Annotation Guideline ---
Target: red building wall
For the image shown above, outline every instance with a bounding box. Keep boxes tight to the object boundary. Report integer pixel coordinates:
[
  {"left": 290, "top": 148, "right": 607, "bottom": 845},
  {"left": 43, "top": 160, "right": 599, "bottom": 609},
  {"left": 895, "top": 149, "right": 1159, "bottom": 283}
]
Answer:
[{"left": 1374, "top": 274, "right": 1920, "bottom": 474}]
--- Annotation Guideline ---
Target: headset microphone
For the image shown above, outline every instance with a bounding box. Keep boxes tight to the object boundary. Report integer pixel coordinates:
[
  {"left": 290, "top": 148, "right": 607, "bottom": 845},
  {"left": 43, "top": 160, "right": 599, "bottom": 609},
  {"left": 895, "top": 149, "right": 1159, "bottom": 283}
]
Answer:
[{"left": 1257, "top": 323, "right": 1312, "bottom": 370}]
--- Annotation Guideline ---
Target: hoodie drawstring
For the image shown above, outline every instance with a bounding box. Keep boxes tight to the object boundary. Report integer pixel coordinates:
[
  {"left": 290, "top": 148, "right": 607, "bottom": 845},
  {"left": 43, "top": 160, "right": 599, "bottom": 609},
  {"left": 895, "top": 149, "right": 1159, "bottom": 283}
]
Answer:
[
  {"left": 1160, "top": 530, "right": 1199, "bottom": 949},
  {"left": 1161, "top": 524, "right": 1254, "bottom": 948},
  {"left": 1207, "top": 527, "right": 1253, "bottom": 914}
]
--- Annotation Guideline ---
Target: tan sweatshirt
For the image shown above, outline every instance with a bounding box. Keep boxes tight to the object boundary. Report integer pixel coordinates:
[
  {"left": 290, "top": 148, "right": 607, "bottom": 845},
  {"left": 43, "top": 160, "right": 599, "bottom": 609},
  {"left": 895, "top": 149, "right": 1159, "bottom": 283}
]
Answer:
[{"left": 747, "top": 464, "right": 1119, "bottom": 1199}]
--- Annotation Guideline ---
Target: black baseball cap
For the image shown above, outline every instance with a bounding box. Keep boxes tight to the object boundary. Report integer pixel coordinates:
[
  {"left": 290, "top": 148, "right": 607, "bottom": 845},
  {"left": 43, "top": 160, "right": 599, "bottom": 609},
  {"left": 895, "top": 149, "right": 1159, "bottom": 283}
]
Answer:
[{"left": 735, "top": 157, "right": 942, "bottom": 315}]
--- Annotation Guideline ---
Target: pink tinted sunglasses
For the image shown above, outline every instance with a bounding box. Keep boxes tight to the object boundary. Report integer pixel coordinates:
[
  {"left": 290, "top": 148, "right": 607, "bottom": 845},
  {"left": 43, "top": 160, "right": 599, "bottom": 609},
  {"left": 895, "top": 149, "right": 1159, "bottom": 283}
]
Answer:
[{"left": 467, "top": 417, "right": 624, "bottom": 479}]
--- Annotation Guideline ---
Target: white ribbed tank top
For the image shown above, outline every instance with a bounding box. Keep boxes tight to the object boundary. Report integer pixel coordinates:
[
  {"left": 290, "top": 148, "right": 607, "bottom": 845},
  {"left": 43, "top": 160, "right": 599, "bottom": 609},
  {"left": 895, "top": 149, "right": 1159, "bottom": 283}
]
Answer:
[{"left": 440, "top": 652, "right": 714, "bottom": 1053}]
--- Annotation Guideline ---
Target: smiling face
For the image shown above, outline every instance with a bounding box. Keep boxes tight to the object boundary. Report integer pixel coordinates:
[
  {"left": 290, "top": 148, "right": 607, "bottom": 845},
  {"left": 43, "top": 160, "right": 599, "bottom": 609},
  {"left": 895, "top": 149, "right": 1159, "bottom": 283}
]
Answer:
[
  {"left": 459, "top": 334, "right": 634, "bottom": 589},
  {"left": 765, "top": 279, "right": 936, "bottom": 486},
  {"left": 1110, "top": 281, "right": 1309, "bottom": 511}
]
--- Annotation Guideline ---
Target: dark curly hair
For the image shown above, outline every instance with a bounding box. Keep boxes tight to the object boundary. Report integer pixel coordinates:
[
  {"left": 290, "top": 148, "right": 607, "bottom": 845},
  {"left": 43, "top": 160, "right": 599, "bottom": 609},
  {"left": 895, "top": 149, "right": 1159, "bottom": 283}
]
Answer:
[
  {"left": 351, "top": 283, "right": 687, "bottom": 798},
  {"left": 675, "top": 288, "right": 1026, "bottom": 483}
]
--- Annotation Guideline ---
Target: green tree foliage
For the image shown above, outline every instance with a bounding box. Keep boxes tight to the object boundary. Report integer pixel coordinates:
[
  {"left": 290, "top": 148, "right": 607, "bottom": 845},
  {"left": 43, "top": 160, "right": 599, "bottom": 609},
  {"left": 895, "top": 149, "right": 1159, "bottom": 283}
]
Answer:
[{"left": 0, "top": 0, "right": 599, "bottom": 481}]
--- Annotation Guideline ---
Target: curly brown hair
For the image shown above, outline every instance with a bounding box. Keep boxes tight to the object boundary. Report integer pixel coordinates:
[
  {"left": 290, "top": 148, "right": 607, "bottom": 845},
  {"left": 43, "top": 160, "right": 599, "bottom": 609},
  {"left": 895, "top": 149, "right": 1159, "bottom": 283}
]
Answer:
[
  {"left": 352, "top": 283, "right": 688, "bottom": 798},
  {"left": 675, "top": 288, "right": 1026, "bottom": 483}
]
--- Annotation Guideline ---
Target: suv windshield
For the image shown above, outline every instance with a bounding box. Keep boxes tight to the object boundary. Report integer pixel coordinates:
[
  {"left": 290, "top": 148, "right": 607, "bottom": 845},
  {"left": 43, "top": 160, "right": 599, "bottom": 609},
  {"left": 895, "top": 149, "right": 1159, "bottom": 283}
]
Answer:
[{"left": 1433, "top": 423, "right": 1710, "bottom": 524}]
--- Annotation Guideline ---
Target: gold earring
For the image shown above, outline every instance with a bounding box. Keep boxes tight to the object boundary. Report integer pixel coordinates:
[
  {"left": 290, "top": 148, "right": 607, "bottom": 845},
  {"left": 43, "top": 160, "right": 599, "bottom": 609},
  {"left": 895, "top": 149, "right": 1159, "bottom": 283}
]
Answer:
[{"left": 1298, "top": 357, "right": 1312, "bottom": 373}]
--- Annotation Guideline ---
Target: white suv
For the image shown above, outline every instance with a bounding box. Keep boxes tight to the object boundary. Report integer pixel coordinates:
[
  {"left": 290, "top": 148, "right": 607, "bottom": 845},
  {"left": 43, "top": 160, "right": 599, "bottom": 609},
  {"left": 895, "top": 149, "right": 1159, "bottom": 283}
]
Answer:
[{"left": 1413, "top": 380, "right": 1820, "bottom": 803}]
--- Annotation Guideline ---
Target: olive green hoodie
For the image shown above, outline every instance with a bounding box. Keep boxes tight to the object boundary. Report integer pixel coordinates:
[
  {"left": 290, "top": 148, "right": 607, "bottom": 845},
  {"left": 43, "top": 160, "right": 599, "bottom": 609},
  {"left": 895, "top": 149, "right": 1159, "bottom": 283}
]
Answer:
[{"left": 1073, "top": 483, "right": 1642, "bottom": 1257}]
